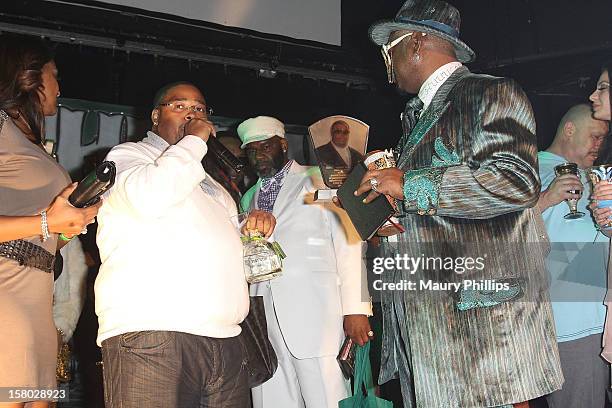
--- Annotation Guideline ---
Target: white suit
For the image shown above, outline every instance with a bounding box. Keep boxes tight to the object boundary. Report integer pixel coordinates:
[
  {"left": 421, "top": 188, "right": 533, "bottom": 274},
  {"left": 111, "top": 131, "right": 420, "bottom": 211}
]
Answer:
[{"left": 241, "top": 162, "right": 371, "bottom": 407}]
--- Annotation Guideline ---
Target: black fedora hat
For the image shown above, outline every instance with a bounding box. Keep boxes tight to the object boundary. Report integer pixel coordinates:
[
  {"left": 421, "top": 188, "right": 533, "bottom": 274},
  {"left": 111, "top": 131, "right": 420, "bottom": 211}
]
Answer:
[{"left": 369, "top": 0, "right": 475, "bottom": 63}]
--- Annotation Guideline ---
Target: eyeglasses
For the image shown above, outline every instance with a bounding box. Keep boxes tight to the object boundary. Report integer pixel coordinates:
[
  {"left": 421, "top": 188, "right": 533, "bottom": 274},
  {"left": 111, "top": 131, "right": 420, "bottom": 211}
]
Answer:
[
  {"left": 381, "top": 32, "right": 426, "bottom": 83},
  {"left": 158, "top": 101, "right": 213, "bottom": 116},
  {"left": 596, "top": 82, "right": 610, "bottom": 92}
]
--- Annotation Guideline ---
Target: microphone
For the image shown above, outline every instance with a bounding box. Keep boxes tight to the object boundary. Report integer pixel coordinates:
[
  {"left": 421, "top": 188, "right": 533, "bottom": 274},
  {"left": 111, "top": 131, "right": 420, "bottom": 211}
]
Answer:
[{"left": 207, "top": 136, "right": 245, "bottom": 174}]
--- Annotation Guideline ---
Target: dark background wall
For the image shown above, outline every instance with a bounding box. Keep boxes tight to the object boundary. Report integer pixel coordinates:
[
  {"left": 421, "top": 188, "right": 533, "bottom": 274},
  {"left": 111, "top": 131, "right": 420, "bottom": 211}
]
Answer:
[{"left": 1, "top": 0, "right": 610, "bottom": 150}]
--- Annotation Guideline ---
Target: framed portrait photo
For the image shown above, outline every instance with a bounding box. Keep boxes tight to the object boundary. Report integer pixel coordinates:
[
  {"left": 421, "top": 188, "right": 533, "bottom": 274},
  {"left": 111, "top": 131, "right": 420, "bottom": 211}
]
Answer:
[{"left": 308, "top": 115, "right": 369, "bottom": 189}]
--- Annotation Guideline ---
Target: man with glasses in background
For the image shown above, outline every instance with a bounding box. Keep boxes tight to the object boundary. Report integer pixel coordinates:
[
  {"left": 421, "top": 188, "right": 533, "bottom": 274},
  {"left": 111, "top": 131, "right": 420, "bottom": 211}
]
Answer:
[
  {"left": 94, "top": 82, "right": 274, "bottom": 407},
  {"left": 353, "top": 0, "right": 564, "bottom": 406}
]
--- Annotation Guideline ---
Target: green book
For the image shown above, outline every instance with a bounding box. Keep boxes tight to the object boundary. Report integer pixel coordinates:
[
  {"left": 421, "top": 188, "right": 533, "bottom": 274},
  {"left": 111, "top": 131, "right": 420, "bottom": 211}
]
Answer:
[{"left": 336, "top": 162, "right": 394, "bottom": 241}]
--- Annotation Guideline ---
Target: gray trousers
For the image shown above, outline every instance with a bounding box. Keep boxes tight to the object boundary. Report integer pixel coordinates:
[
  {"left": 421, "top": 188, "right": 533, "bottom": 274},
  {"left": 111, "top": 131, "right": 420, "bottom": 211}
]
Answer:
[
  {"left": 101, "top": 331, "right": 250, "bottom": 408},
  {"left": 546, "top": 333, "right": 609, "bottom": 408}
]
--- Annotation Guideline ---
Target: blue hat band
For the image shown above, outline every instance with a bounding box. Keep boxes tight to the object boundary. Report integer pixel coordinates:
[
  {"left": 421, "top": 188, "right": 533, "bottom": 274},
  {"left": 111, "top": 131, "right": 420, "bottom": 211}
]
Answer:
[{"left": 396, "top": 17, "right": 459, "bottom": 38}]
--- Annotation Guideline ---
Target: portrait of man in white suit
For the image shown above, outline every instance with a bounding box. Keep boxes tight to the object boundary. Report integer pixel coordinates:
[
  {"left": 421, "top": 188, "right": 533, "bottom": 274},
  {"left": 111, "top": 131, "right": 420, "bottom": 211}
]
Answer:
[{"left": 238, "top": 116, "right": 373, "bottom": 408}]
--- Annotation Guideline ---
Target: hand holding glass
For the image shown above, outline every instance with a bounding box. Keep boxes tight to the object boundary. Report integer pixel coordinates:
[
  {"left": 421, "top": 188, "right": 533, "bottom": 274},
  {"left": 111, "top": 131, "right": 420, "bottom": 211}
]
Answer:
[
  {"left": 588, "top": 164, "right": 612, "bottom": 230},
  {"left": 554, "top": 163, "right": 584, "bottom": 219}
]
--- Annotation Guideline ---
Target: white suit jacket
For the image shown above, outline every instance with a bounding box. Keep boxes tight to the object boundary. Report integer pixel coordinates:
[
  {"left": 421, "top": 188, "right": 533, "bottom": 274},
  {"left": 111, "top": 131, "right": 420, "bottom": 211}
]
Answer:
[{"left": 241, "top": 162, "right": 371, "bottom": 359}]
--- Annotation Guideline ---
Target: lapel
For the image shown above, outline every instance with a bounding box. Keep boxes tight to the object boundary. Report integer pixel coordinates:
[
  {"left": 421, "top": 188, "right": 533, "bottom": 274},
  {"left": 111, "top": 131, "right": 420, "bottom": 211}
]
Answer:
[
  {"left": 429, "top": 66, "right": 470, "bottom": 112},
  {"left": 271, "top": 162, "right": 308, "bottom": 218},
  {"left": 241, "top": 179, "right": 262, "bottom": 212},
  {"left": 349, "top": 148, "right": 362, "bottom": 165},
  {"left": 397, "top": 66, "right": 470, "bottom": 168},
  {"left": 327, "top": 144, "right": 346, "bottom": 167}
]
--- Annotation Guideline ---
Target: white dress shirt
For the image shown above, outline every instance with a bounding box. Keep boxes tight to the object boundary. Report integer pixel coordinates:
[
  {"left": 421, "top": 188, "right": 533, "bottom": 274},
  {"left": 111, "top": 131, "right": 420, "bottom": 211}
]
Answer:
[
  {"left": 332, "top": 143, "right": 352, "bottom": 167},
  {"left": 95, "top": 131, "right": 249, "bottom": 345},
  {"left": 418, "top": 61, "right": 463, "bottom": 114}
]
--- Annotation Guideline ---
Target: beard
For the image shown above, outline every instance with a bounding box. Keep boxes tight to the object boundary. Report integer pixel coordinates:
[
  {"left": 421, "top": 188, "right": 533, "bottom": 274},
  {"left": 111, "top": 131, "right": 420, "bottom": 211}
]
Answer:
[{"left": 255, "top": 155, "right": 287, "bottom": 178}]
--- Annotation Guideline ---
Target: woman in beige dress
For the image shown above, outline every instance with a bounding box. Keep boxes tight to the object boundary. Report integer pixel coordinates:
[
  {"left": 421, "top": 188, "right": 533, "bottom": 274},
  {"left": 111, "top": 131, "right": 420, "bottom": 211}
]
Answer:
[{"left": 0, "top": 36, "right": 101, "bottom": 408}]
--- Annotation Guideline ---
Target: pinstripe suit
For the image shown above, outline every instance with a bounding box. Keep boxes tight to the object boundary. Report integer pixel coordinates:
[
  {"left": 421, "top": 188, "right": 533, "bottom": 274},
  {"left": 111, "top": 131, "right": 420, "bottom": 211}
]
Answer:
[{"left": 379, "top": 67, "right": 564, "bottom": 407}]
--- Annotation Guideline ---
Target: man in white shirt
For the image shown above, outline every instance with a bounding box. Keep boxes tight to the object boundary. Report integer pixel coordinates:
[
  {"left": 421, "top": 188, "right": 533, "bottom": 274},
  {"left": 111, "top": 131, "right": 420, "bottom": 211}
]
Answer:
[{"left": 95, "top": 82, "right": 274, "bottom": 408}]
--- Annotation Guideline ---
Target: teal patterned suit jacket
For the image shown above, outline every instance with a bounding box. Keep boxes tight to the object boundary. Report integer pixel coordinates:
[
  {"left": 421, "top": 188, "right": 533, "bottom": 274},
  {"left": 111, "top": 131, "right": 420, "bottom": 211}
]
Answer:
[{"left": 380, "top": 67, "right": 564, "bottom": 407}]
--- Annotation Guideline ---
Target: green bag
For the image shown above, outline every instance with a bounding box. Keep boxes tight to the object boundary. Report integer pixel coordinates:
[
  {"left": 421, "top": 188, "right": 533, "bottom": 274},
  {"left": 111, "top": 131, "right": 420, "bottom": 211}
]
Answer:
[{"left": 339, "top": 342, "right": 393, "bottom": 408}]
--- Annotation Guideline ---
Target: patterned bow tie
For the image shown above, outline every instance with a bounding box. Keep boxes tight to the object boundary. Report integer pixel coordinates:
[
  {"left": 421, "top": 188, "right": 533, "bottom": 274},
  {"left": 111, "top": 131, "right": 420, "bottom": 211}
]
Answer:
[{"left": 402, "top": 97, "right": 424, "bottom": 135}]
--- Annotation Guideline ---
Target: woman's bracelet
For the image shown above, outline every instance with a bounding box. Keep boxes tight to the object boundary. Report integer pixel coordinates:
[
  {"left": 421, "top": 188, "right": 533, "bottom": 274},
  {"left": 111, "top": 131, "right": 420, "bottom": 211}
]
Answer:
[{"left": 40, "top": 210, "right": 50, "bottom": 242}]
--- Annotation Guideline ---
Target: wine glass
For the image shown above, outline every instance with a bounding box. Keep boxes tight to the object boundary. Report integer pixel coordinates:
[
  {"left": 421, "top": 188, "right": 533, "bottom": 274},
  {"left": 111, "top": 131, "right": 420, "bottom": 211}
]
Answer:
[{"left": 554, "top": 162, "right": 584, "bottom": 219}]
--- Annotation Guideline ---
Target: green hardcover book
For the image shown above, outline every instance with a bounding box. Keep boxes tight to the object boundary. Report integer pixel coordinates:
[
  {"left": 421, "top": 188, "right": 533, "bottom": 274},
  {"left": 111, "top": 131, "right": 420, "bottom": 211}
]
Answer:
[{"left": 336, "top": 162, "right": 394, "bottom": 241}]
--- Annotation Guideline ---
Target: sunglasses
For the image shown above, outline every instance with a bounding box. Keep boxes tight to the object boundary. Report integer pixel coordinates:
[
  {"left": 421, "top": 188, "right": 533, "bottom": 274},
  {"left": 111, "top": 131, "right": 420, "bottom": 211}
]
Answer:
[{"left": 381, "top": 32, "right": 426, "bottom": 83}]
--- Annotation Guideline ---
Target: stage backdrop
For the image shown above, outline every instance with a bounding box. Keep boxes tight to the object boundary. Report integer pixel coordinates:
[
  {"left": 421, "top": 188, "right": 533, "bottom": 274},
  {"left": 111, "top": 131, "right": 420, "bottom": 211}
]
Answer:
[
  {"left": 69, "top": 0, "right": 341, "bottom": 45},
  {"left": 45, "top": 98, "right": 314, "bottom": 179}
]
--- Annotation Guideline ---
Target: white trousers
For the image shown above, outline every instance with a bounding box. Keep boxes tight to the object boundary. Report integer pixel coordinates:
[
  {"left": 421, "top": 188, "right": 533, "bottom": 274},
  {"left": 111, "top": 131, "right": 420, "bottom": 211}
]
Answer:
[{"left": 251, "top": 283, "right": 350, "bottom": 408}]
